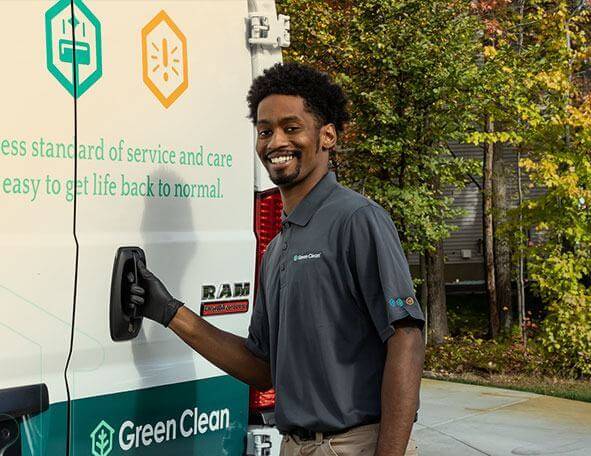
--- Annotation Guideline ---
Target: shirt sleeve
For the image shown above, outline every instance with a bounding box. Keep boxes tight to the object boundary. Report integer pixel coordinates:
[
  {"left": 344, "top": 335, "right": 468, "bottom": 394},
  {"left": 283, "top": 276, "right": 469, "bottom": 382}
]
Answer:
[
  {"left": 347, "top": 203, "right": 425, "bottom": 342},
  {"left": 245, "top": 255, "right": 271, "bottom": 362}
]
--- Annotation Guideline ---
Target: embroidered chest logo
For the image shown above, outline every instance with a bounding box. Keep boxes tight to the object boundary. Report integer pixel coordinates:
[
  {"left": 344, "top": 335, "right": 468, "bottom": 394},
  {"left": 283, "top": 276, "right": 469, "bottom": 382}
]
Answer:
[{"left": 293, "top": 253, "right": 322, "bottom": 262}]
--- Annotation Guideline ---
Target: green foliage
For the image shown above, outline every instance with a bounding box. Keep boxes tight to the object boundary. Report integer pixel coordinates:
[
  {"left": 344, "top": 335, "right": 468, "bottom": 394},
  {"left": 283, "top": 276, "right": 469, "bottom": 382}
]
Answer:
[
  {"left": 454, "top": 0, "right": 591, "bottom": 374},
  {"left": 278, "top": 0, "right": 591, "bottom": 374},
  {"left": 539, "top": 294, "right": 591, "bottom": 376},
  {"left": 277, "top": 0, "right": 482, "bottom": 253},
  {"left": 494, "top": 1, "right": 591, "bottom": 376}
]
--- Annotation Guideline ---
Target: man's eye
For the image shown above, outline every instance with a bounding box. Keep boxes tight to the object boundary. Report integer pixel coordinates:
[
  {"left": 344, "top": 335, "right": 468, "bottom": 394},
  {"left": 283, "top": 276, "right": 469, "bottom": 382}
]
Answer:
[
  {"left": 285, "top": 126, "right": 299, "bottom": 133},
  {"left": 258, "top": 130, "right": 271, "bottom": 138}
]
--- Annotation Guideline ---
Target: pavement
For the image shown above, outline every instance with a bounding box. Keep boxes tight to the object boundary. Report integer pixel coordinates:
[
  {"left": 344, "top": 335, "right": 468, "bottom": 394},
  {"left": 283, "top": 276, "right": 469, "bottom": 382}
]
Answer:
[{"left": 414, "top": 379, "right": 591, "bottom": 456}]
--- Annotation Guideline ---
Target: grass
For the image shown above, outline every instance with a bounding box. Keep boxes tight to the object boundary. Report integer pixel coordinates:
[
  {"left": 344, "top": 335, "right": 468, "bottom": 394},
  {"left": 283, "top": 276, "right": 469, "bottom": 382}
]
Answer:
[{"left": 424, "top": 371, "right": 591, "bottom": 403}]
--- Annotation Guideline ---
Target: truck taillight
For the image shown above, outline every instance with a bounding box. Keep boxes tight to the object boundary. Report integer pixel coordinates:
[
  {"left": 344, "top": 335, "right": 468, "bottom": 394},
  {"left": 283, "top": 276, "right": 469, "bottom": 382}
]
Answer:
[
  {"left": 255, "top": 189, "right": 283, "bottom": 266},
  {"left": 250, "top": 189, "right": 282, "bottom": 412},
  {"left": 249, "top": 387, "right": 277, "bottom": 411}
]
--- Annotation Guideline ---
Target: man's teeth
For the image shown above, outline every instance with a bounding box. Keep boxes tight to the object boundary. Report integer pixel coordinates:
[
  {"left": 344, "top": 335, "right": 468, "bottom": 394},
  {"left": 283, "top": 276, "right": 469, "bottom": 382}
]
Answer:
[{"left": 270, "top": 155, "right": 294, "bottom": 164}]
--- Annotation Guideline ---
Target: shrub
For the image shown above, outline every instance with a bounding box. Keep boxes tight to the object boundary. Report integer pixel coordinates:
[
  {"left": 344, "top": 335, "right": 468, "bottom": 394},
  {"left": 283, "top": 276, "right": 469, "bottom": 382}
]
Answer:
[
  {"left": 425, "top": 333, "right": 547, "bottom": 377},
  {"left": 538, "top": 293, "right": 591, "bottom": 377}
]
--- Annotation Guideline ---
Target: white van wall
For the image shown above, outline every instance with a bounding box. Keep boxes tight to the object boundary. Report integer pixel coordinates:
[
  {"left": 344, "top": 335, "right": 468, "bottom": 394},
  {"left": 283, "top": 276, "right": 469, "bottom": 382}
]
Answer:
[
  {"left": 2, "top": 0, "right": 262, "bottom": 455},
  {"left": 1, "top": 2, "right": 76, "bottom": 453},
  {"left": 67, "top": 1, "right": 257, "bottom": 454}
]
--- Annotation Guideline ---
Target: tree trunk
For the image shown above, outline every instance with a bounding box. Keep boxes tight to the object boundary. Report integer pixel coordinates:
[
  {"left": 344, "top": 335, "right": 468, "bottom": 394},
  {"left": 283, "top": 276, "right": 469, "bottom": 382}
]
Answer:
[
  {"left": 425, "top": 241, "right": 449, "bottom": 345},
  {"left": 515, "top": 0, "right": 527, "bottom": 347},
  {"left": 483, "top": 117, "right": 500, "bottom": 338},
  {"left": 492, "top": 142, "right": 513, "bottom": 331},
  {"left": 516, "top": 144, "right": 527, "bottom": 347},
  {"left": 420, "top": 253, "right": 429, "bottom": 345}
]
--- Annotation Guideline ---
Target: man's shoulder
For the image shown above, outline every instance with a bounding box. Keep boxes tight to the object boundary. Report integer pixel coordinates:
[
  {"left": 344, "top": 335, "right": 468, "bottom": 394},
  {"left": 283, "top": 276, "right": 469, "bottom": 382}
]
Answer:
[{"left": 326, "top": 182, "right": 385, "bottom": 220}]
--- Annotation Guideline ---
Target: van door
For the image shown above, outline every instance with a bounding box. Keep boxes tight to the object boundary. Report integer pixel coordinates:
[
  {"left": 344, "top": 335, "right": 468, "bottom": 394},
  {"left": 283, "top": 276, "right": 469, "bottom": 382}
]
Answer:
[
  {"left": 0, "top": 2, "right": 78, "bottom": 455},
  {"left": 67, "top": 1, "right": 256, "bottom": 454}
]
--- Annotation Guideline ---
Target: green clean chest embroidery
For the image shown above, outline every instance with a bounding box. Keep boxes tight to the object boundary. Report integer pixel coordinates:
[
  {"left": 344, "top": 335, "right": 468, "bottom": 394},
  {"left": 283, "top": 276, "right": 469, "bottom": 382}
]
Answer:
[{"left": 293, "top": 253, "right": 322, "bottom": 262}]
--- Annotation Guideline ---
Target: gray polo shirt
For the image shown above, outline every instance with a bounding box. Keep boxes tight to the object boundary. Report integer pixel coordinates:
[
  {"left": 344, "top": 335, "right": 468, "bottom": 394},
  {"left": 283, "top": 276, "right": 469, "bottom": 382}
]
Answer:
[{"left": 246, "top": 172, "right": 424, "bottom": 433}]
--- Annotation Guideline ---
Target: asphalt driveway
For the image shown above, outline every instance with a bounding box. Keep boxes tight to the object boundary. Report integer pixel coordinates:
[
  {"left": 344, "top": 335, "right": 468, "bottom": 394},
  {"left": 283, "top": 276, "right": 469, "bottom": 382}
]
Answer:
[{"left": 414, "top": 379, "right": 591, "bottom": 456}]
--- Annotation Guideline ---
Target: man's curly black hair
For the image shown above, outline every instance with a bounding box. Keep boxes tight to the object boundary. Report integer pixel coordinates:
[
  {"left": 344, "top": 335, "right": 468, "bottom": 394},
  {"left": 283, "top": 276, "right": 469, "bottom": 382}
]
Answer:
[{"left": 247, "top": 62, "right": 349, "bottom": 134}]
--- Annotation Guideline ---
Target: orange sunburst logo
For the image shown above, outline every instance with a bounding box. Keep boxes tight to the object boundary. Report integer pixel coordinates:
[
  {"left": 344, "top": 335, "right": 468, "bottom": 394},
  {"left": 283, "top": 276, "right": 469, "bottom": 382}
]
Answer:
[{"left": 141, "top": 11, "right": 188, "bottom": 108}]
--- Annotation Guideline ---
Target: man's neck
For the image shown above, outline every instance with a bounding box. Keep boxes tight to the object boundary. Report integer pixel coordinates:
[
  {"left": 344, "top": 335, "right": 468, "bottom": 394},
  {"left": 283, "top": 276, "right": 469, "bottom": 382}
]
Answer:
[{"left": 280, "top": 168, "right": 328, "bottom": 215}]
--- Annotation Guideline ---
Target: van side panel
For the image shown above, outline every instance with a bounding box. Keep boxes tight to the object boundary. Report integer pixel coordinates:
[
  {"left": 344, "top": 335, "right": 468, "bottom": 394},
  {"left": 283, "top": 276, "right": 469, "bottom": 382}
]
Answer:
[
  {"left": 69, "top": 1, "right": 256, "bottom": 454},
  {"left": 0, "top": 2, "right": 76, "bottom": 454}
]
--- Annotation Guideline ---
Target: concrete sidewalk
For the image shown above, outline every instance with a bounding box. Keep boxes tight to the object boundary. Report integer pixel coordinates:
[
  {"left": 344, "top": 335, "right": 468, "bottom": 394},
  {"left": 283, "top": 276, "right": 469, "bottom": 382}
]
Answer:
[{"left": 414, "top": 379, "right": 591, "bottom": 456}]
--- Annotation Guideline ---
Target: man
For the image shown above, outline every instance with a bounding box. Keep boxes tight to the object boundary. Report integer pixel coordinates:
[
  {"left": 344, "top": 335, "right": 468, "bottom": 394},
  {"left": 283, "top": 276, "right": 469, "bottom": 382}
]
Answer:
[{"left": 132, "top": 63, "right": 425, "bottom": 456}]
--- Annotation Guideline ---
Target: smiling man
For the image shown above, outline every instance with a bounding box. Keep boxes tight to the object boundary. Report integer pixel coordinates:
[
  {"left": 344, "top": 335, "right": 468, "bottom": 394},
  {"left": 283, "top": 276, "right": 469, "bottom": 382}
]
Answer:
[{"left": 132, "top": 63, "right": 425, "bottom": 456}]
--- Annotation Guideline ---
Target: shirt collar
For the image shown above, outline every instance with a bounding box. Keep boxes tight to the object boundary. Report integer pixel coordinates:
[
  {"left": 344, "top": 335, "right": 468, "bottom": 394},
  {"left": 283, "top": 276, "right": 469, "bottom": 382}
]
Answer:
[{"left": 281, "top": 172, "right": 338, "bottom": 227}]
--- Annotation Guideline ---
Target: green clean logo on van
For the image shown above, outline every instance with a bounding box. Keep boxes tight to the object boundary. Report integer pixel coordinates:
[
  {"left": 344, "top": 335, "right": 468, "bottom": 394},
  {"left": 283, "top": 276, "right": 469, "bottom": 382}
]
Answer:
[
  {"left": 89, "top": 407, "right": 231, "bottom": 453},
  {"left": 119, "top": 407, "right": 230, "bottom": 450},
  {"left": 90, "top": 420, "right": 115, "bottom": 456}
]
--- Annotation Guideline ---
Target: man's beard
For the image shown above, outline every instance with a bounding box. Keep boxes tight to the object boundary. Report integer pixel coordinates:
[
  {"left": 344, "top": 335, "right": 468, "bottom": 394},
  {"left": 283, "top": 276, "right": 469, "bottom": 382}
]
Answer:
[{"left": 269, "top": 162, "right": 302, "bottom": 187}]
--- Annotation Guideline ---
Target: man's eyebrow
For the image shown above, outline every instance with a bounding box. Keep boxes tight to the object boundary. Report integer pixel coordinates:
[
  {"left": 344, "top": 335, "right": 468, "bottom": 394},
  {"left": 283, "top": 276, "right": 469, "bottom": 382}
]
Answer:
[
  {"left": 257, "top": 115, "right": 303, "bottom": 126},
  {"left": 280, "top": 115, "right": 303, "bottom": 122}
]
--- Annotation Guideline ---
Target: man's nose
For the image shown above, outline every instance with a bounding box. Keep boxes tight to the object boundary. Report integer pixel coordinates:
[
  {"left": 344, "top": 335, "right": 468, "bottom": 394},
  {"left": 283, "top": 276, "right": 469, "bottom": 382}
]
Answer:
[{"left": 267, "top": 129, "right": 289, "bottom": 151}]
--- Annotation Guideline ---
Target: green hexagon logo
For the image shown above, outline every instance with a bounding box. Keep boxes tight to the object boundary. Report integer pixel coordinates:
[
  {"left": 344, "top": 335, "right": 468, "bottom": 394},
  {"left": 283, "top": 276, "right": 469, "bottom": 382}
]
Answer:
[
  {"left": 90, "top": 420, "right": 114, "bottom": 456},
  {"left": 45, "top": 0, "right": 102, "bottom": 98}
]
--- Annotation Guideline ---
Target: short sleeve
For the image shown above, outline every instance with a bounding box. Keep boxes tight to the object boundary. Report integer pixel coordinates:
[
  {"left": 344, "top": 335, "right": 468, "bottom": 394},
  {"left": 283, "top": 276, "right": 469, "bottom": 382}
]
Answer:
[
  {"left": 245, "top": 257, "right": 271, "bottom": 362},
  {"left": 347, "top": 204, "right": 425, "bottom": 342}
]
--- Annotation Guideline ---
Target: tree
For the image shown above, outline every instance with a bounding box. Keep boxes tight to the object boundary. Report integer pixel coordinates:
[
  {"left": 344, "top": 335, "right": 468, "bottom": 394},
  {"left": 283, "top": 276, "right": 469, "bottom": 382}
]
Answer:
[
  {"left": 470, "top": 0, "right": 520, "bottom": 338},
  {"left": 278, "top": 0, "right": 481, "bottom": 344},
  {"left": 514, "top": 1, "right": 591, "bottom": 375},
  {"left": 471, "top": 0, "right": 591, "bottom": 373}
]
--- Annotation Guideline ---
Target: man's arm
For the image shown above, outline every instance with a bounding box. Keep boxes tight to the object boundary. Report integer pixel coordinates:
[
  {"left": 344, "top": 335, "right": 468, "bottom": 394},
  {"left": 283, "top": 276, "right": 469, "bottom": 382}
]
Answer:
[
  {"left": 169, "top": 307, "right": 273, "bottom": 391},
  {"left": 376, "top": 319, "right": 425, "bottom": 456},
  {"left": 132, "top": 261, "right": 273, "bottom": 392}
]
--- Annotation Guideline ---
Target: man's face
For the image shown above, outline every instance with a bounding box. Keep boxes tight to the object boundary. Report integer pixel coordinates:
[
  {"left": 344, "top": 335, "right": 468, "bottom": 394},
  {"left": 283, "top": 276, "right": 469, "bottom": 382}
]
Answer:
[{"left": 255, "top": 94, "right": 331, "bottom": 188}]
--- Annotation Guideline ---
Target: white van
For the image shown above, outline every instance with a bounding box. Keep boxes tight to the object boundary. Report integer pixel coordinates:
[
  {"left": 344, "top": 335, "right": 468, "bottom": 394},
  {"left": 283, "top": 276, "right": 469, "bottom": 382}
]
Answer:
[{"left": 0, "top": 1, "right": 288, "bottom": 454}]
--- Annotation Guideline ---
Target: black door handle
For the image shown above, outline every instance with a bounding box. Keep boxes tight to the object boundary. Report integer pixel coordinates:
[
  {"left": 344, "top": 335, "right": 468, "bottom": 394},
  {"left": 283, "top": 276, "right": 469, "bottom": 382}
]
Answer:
[{"left": 110, "top": 247, "right": 146, "bottom": 341}]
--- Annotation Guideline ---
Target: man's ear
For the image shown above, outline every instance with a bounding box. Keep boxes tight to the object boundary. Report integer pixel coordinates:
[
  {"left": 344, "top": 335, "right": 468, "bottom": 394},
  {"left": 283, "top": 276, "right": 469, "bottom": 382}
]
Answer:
[{"left": 320, "top": 124, "right": 337, "bottom": 152}]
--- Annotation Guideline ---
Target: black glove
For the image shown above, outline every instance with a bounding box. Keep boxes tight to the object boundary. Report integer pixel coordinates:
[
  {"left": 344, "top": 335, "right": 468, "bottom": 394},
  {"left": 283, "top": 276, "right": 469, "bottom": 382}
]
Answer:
[{"left": 130, "top": 260, "right": 184, "bottom": 327}]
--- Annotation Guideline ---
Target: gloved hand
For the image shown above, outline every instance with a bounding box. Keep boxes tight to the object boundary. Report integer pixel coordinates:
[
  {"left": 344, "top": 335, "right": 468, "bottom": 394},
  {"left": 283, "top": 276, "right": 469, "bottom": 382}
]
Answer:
[{"left": 129, "top": 260, "right": 184, "bottom": 327}]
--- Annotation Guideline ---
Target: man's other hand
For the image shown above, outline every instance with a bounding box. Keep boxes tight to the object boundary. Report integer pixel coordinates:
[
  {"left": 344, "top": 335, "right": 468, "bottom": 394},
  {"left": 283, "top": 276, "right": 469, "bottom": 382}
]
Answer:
[{"left": 131, "top": 260, "right": 184, "bottom": 327}]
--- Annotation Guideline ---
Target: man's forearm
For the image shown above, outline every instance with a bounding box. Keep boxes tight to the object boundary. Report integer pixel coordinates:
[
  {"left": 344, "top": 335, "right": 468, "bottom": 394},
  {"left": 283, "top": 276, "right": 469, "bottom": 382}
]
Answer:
[
  {"left": 169, "top": 306, "right": 273, "bottom": 391},
  {"left": 376, "top": 320, "right": 425, "bottom": 456}
]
